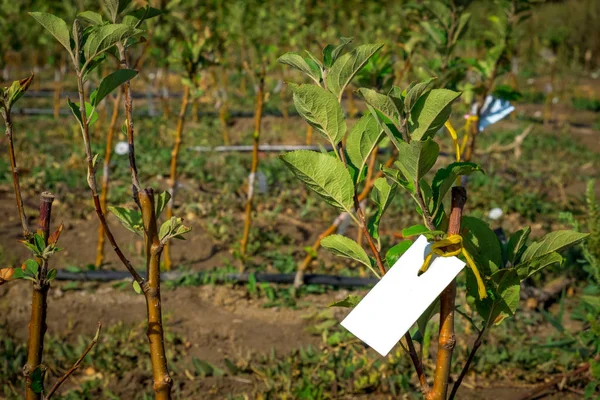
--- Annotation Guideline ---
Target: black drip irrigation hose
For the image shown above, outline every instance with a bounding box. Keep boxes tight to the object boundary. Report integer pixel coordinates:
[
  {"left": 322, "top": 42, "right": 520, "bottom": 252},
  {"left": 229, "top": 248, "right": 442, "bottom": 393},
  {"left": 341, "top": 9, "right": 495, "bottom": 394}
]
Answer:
[{"left": 55, "top": 270, "right": 378, "bottom": 288}]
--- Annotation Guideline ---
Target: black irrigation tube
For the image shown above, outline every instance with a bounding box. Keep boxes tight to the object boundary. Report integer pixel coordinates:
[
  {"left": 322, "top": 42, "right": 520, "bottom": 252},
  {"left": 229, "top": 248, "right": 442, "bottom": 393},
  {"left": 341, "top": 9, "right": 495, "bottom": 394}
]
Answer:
[{"left": 55, "top": 270, "right": 378, "bottom": 288}]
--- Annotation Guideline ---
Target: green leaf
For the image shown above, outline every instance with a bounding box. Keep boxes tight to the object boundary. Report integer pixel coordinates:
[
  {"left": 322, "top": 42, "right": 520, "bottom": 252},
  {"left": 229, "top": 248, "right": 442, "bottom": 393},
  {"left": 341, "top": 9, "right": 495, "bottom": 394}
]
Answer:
[
  {"left": 278, "top": 53, "right": 321, "bottom": 84},
  {"left": 30, "top": 366, "right": 44, "bottom": 394},
  {"left": 402, "top": 224, "right": 445, "bottom": 239},
  {"left": 289, "top": 83, "right": 346, "bottom": 146},
  {"left": 395, "top": 139, "right": 439, "bottom": 186},
  {"left": 321, "top": 234, "right": 373, "bottom": 271},
  {"left": 78, "top": 11, "right": 104, "bottom": 25},
  {"left": 346, "top": 114, "right": 384, "bottom": 183},
  {"left": 103, "top": 0, "right": 120, "bottom": 22},
  {"left": 431, "top": 162, "right": 482, "bottom": 216},
  {"left": 91, "top": 69, "right": 137, "bottom": 106},
  {"left": 357, "top": 88, "right": 401, "bottom": 128},
  {"left": 24, "top": 259, "right": 39, "bottom": 278},
  {"left": 491, "top": 269, "right": 521, "bottom": 325},
  {"left": 83, "top": 24, "right": 141, "bottom": 62},
  {"left": 516, "top": 251, "right": 563, "bottom": 280},
  {"left": 386, "top": 240, "right": 412, "bottom": 267},
  {"left": 155, "top": 191, "right": 171, "bottom": 218},
  {"left": 33, "top": 234, "right": 45, "bottom": 253},
  {"left": 420, "top": 21, "right": 446, "bottom": 46},
  {"left": 132, "top": 280, "right": 143, "bottom": 294},
  {"left": 281, "top": 151, "right": 354, "bottom": 213},
  {"left": 404, "top": 77, "right": 436, "bottom": 113},
  {"left": 453, "top": 13, "right": 472, "bottom": 44},
  {"left": 29, "top": 12, "right": 72, "bottom": 56},
  {"left": 467, "top": 268, "right": 520, "bottom": 325},
  {"left": 416, "top": 297, "right": 439, "bottom": 342},
  {"left": 108, "top": 206, "right": 143, "bottom": 235},
  {"left": 461, "top": 216, "right": 503, "bottom": 273},
  {"left": 326, "top": 43, "right": 384, "bottom": 100},
  {"left": 328, "top": 294, "right": 361, "bottom": 308},
  {"left": 408, "top": 89, "right": 461, "bottom": 140},
  {"left": 322, "top": 37, "right": 353, "bottom": 68},
  {"left": 67, "top": 99, "right": 98, "bottom": 126},
  {"left": 505, "top": 226, "right": 531, "bottom": 266},
  {"left": 368, "top": 178, "right": 396, "bottom": 248},
  {"left": 520, "top": 230, "right": 589, "bottom": 263},
  {"left": 47, "top": 268, "right": 57, "bottom": 281}
]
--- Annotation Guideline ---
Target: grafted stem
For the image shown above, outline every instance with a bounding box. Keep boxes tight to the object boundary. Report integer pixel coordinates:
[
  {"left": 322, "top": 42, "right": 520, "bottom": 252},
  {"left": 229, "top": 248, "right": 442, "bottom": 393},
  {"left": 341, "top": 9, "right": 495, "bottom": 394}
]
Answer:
[
  {"left": 139, "top": 189, "right": 173, "bottom": 400},
  {"left": 24, "top": 193, "right": 55, "bottom": 400},
  {"left": 427, "top": 186, "right": 467, "bottom": 400}
]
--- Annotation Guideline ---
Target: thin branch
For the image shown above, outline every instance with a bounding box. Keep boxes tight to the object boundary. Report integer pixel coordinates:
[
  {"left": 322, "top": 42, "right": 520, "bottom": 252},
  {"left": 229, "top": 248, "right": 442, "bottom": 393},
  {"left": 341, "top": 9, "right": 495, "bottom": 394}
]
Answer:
[
  {"left": 75, "top": 58, "right": 144, "bottom": 286},
  {"left": 404, "top": 332, "right": 430, "bottom": 394},
  {"left": 117, "top": 44, "right": 142, "bottom": 192},
  {"left": 3, "top": 111, "right": 30, "bottom": 237},
  {"left": 45, "top": 322, "right": 102, "bottom": 400},
  {"left": 448, "top": 326, "right": 486, "bottom": 400}
]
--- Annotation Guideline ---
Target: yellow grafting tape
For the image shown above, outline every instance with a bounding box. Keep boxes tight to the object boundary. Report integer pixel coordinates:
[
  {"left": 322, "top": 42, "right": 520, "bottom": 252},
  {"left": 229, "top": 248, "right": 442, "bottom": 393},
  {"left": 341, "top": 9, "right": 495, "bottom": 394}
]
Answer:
[{"left": 419, "top": 234, "right": 487, "bottom": 299}]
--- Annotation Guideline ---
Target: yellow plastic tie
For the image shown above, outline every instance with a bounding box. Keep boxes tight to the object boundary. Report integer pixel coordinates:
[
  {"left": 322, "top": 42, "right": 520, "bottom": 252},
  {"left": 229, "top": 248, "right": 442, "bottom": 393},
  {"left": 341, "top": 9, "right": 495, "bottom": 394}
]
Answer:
[
  {"left": 444, "top": 121, "right": 460, "bottom": 162},
  {"left": 419, "top": 234, "right": 487, "bottom": 299},
  {"left": 460, "top": 116, "right": 479, "bottom": 157}
]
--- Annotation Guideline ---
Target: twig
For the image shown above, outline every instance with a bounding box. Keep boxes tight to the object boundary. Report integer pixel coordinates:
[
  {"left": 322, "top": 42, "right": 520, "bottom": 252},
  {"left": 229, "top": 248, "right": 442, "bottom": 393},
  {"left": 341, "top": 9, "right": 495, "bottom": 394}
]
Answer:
[
  {"left": 448, "top": 326, "right": 487, "bottom": 400},
  {"left": 44, "top": 322, "right": 102, "bottom": 400},
  {"left": 2, "top": 106, "right": 30, "bottom": 237},
  {"left": 477, "top": 124, "right": 533, "bottom": 158},
  {"left": 405, "top": 332, "right": 430, "bottom": 394}
]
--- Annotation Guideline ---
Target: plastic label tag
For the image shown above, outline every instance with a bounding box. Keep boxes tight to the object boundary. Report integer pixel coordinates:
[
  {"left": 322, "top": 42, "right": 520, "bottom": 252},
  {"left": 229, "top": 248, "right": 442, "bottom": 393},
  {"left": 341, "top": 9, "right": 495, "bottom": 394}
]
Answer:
[{"left": 340, "top": 235, "right": 465, "bottom": 356}]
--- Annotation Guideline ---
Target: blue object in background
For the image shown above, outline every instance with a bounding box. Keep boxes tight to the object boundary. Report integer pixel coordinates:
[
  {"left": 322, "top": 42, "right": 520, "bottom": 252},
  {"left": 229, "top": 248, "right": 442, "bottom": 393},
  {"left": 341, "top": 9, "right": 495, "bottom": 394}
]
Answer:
[{"left": 470, "top": 96, "right": 515, "bottom": 131}]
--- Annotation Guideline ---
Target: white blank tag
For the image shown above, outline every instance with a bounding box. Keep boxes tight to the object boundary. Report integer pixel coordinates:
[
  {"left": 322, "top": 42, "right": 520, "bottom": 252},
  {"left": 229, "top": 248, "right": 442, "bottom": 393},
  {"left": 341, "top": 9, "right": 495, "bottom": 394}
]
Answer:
[{"left": 341, "top": 235, "right": 465, "bottom": 356}]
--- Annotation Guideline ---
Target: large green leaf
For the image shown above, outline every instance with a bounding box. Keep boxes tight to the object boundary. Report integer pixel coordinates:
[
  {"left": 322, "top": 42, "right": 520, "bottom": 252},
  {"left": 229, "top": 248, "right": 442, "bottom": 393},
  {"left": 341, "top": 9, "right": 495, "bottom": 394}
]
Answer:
[
  {"left": 346, "top": 114, "right": 384, "bottom": 182},
  {"left": 103, "top": 0, "right": 120, "bottom": 22},
  {"left": 83, "top": 24, "right": 141, "bottom": 62},
  {"left": 520, "top": 230, "right": 589, "bottom": 263},
  {"left": 368, "top": 178, "right": 396, "bottom": 249},
  {"left": 321, "top": 234, "right": 371, "bottom": 269},
  {"left": 91, "top": 69, "right": 137, "bottom": 106},
  {"left": 431, "top": 162, "right": 482, "bottom": 216},
  {"left": 326, "top": 43, "right": 384, "bottom": 100},
  {"left": 78, "top": 11, "right": 104, "bottom": 26},
  {"left": 278, "top": 53, "right": 321, "bottom": 84},
  {"left": 357, "top": 88, "right": 401, "bottom": 126},
  {"left": 408, "top": 89, "right": 461, "bottom": 140},
  {"left": 280, "top": 151, "right": 354, "bottom": 213},
  {"left": 404, "top": 77, "right": 436, "bottom": 113},
  {"left": 108, "top": 206, "right": 143, "bottom": 235},
  {"left": 461, "top": 216, "right": 503, "bottom": 276},
  {"left": 505, "top": 226, "right": 531, "bottom": 266},
  {"left": 395, "top": 139, "right": 439, "bottom": 185},
  {"left": 289, "top": 83, "right": 346, "bottom": 146},
  {"left": 467, "top": 268, "right": 520, "bottom": 326},
  {"left": 29, "top": 12, "right": 72, "bottom": 56},
  {"left": 322, "top": 37, "right": 353, "bottom": 68},
  {"left": 516, "top": 251, "right": 563, "bottom": 280}
]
